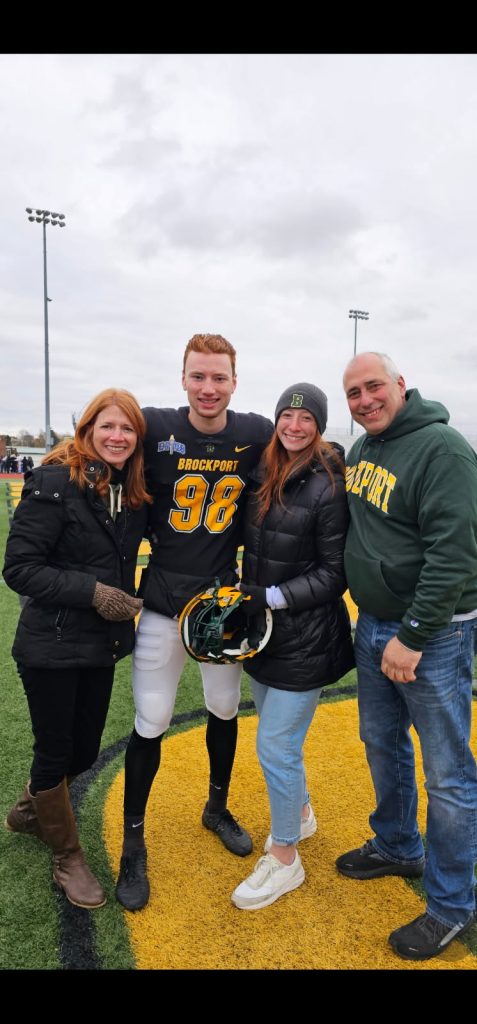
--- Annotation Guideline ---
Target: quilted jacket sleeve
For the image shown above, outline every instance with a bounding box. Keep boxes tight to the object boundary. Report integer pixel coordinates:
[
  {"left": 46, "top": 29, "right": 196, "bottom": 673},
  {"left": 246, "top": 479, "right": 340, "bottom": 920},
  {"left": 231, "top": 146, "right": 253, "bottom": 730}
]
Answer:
[{"left": 2, "top": 469, "right": 96, "bottom": 608}]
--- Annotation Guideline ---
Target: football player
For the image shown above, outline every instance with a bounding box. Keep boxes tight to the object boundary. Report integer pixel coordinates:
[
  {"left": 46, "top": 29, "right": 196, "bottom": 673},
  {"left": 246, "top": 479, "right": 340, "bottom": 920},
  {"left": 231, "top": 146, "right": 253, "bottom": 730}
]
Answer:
[{"left": 116, "top": 333, "right": 273, "bottom": 910}]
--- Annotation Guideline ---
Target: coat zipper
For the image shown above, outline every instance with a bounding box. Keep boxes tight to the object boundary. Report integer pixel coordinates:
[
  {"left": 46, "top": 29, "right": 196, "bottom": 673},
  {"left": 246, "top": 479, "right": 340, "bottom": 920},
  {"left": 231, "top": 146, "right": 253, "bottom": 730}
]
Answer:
[{"left": 55, "top": 608, "right": 68, "bottom": 640}]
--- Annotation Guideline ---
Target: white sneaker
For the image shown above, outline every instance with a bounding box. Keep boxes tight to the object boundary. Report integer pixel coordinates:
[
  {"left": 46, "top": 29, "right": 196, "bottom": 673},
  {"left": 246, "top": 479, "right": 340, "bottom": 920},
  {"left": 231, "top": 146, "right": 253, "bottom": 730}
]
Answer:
[
  {"left": 231, "top": 852, "right": 305, "bottom": 910},
  {"left": 264, "top": 805, "right": 317, "bottom": 853}
]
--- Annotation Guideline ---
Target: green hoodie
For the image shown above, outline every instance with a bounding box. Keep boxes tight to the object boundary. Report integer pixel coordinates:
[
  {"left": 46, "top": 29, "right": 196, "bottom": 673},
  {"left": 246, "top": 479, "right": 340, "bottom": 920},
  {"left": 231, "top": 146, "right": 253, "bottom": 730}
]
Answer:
[{"left": 345, "top": 388, "right": 477, "bottom": 650}]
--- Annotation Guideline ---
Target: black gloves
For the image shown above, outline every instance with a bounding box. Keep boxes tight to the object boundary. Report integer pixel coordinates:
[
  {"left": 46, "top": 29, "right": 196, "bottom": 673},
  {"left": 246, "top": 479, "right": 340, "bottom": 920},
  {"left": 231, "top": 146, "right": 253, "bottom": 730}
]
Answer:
[{"left": 240, "top": 583, "right": 268, "bottom": 614}]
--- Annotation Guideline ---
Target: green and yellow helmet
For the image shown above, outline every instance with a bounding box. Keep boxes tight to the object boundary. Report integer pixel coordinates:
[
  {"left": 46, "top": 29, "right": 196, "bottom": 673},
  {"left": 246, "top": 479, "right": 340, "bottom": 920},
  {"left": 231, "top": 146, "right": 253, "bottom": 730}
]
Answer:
[{"left": 179, "top": 581, "right": 273, "bottom": 664}]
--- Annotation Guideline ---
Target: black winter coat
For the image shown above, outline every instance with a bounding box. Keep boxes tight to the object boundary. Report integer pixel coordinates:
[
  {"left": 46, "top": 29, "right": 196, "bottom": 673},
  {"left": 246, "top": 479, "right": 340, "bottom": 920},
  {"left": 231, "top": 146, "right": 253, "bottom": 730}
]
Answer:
[
  {"left": 242, "top": 454, "right": 355, "bottom": 690},
  {"left": 3, "top": 463, "right": 147, "bottom": 669}
]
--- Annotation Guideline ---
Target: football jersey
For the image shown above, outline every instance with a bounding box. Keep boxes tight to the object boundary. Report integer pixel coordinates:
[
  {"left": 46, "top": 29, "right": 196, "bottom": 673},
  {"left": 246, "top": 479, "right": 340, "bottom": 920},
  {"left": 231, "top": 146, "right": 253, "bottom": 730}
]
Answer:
[{"left": 140, "top": 406, "right": 273, "bottom": 617}]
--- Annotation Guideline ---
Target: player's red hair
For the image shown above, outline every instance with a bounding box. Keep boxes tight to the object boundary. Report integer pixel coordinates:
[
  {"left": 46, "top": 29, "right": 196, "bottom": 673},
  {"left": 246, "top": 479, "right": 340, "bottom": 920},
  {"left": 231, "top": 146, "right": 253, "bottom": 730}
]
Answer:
[{"left": 182, "top": 334, "right": 236, "bottom": 376}]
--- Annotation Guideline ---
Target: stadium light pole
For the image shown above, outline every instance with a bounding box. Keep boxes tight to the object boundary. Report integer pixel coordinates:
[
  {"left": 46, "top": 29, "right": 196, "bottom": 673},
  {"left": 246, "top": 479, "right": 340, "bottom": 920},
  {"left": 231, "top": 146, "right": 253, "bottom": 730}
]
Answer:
[
  {"left": 348, "top": 309, "right": 369, "bottom": 435},
  {"left": 25, "top": 208, "right": 66, "bottom": 452}
]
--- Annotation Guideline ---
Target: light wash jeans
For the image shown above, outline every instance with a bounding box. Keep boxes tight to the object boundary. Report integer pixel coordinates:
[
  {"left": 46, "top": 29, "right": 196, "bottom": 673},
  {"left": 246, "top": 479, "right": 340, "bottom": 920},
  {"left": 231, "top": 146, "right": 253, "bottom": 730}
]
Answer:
[
  {"left": 355, "top": 612, "right": 477, "bottom": 927},
  {"left": 251, "top": 678, "right": 321, "bottom": 846}
]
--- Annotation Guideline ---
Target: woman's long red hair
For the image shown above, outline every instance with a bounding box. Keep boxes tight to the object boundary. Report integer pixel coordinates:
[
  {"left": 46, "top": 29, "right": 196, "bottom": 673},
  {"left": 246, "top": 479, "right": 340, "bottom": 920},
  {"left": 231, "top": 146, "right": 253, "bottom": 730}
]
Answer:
[
  {"left": 42, "top": 388, "right": 152, "bottom": 509},
  {"left": 254, "top": 430, "right": 344, "bottom": 522}
]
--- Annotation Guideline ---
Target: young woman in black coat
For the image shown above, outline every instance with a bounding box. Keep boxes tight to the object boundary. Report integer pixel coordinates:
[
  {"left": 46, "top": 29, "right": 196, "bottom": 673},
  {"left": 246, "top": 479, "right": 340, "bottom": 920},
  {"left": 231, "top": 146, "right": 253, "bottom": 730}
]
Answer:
[
  {"left": 3, "top": 388, "right": 150, "bottom": 909},
  {"left": 232, "top": 383, "right": 354, "bottom": 911}
]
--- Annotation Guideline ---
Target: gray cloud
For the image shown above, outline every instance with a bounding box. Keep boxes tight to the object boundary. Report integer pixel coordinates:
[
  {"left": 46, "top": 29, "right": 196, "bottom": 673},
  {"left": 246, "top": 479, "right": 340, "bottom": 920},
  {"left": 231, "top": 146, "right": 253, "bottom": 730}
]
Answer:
[
  {"left": 254, "top": 194, "right": 363, "bottom": 258},
  {"left": 102, "top": 135, "right": 183, "bottom": 169},
  {"left": 1, "top": 53, "right": 477, "bottom": 440}
]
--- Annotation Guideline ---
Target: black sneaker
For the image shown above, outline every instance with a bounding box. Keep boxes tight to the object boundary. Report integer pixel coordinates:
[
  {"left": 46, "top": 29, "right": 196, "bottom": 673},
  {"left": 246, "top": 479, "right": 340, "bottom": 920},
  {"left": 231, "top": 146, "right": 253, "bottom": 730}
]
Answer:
[
  {"left": 336, "top": 839, "right": 424, "bottom": 879},
  {"left": 202, "top": 804, "right": 253, "bottom": 857},
  {"left": 389, "top": 911, "right": 475, "bottom": 960},
  {"left": 115, "top": 848, "right": 150, "bottom": 911}
]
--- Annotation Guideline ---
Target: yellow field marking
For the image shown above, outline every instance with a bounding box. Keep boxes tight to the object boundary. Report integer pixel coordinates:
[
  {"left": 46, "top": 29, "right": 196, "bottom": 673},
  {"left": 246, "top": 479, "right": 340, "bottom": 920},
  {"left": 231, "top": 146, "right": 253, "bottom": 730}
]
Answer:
[
  {"left": 8, "top": 485, "right": 22, "bottom": 508},
  {"left": 104, "top": 700, "right": 477, "bottom": 970},
  {"left": 344, "top": 590, "right": 358, "bottom": 624}
]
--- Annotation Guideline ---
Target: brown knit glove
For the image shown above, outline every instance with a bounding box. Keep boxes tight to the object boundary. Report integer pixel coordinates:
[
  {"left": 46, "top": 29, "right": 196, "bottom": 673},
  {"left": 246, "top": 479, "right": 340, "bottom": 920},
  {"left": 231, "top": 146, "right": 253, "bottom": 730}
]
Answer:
[{"left": 92, "top": 582, "right": 143, "bottom": 621}]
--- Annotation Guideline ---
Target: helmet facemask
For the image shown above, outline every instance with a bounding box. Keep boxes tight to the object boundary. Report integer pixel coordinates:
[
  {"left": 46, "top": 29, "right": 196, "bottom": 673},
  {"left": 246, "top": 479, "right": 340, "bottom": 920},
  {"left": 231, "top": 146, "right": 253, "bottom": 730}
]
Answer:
[{"left": 179, "top": 581, "right": 273, "bottom": 664}]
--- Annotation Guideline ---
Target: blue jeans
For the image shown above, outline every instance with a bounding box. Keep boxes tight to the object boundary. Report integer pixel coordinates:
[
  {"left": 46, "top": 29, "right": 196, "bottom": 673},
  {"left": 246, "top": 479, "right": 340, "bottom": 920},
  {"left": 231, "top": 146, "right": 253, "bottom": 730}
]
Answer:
[
  {"left": 251, "top": 679, "right": 321, "bottom": 846},
  {"left": 355, "top": 612, "right": 477, "bottom": 927}
]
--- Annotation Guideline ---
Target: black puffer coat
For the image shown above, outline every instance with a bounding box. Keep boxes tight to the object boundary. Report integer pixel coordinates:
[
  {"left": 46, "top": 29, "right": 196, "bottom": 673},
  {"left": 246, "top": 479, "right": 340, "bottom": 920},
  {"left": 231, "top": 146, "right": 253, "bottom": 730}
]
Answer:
[
  {"left": 3, "top": 462, "right": 147, "bottom": 669},
  {"left": 242, "top": 452, "right": 355, "bottom": 690}
]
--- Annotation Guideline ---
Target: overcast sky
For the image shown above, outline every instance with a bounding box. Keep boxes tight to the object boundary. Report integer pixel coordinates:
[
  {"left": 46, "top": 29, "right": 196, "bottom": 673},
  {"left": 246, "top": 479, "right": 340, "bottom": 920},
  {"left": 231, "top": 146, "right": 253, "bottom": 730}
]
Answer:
[{"left": 1, "top": 53, "right": 477, "bottom": 438}]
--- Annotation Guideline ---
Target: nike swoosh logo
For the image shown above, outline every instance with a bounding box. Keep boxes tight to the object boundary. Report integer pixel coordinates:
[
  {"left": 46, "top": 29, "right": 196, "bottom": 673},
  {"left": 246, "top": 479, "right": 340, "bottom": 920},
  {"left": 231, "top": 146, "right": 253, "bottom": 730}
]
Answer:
[{"left": 235, "top": 445, "right": 252, "bottom": 453}]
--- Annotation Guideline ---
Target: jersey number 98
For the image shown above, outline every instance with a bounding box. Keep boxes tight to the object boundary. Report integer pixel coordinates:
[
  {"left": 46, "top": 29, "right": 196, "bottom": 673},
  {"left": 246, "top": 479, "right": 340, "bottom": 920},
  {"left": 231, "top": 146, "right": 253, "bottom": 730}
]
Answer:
[{"left": 168, "top": 474, "right": 245, "bottom": 534}]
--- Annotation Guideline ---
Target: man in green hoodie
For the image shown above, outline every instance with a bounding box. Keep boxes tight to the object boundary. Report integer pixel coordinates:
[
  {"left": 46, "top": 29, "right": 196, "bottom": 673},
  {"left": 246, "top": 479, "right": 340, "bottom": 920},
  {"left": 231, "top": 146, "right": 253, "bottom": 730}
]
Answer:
[{"left": 336, "top": 351, "right": 477, "bottom": 961}]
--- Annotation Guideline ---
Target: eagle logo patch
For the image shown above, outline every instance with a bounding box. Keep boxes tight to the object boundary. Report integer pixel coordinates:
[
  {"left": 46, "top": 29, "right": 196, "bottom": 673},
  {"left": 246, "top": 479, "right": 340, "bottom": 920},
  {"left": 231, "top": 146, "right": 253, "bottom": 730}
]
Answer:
[{"left": 157, "top": 435, "right": 186, "bottom": 455}]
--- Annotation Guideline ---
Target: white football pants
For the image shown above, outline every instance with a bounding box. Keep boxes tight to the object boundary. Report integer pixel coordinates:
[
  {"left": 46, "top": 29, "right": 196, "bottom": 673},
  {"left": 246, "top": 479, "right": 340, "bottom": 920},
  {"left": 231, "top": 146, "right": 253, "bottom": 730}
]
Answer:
[{"left": 133, "top": 608, "right": 243, "bottom": 738}]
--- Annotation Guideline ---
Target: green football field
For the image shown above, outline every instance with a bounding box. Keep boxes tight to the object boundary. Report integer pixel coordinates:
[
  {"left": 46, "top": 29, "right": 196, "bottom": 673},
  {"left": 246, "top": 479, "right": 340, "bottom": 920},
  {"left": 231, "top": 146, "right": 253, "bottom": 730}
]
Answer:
[{"left": 1, "top": 478, "right": 476, "bottom": 971}]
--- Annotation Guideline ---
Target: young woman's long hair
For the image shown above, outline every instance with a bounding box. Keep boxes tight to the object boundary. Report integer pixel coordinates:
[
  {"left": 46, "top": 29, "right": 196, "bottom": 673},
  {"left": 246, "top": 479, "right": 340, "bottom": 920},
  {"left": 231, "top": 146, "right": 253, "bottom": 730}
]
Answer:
[
  {"left": 254, "top": 431, "right": 344, "bottom": 522},
  {"left": 42, "top": 388, "right": 152, "bottom": 509}
]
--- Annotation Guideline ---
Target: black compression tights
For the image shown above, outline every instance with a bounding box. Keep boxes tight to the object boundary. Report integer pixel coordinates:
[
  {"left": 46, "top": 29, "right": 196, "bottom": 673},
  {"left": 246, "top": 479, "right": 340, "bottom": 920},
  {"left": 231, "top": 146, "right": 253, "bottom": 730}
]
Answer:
[{"left": 123, "top": 728, "right": 163, "bottom": 816}]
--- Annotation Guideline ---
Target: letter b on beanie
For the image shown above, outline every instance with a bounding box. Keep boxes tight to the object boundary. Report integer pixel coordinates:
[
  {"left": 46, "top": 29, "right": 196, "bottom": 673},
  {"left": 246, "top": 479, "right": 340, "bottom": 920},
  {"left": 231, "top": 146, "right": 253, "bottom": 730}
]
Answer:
[{"left": 274, "top": 383, "right": 328, "bottom": 434}]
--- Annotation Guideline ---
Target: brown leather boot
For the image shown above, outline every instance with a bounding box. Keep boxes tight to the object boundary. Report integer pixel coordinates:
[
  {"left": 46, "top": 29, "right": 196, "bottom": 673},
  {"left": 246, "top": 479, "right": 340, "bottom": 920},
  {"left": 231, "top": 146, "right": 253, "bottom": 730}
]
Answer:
[
  {"left": 5, "top": 782, "right": 43, "bottom": 839},
  {"left": 31, "top": 779, "right": 106, "bottom": 909},
  {"left": 5, "top": 776, "right": 78, "bottom": 840}
]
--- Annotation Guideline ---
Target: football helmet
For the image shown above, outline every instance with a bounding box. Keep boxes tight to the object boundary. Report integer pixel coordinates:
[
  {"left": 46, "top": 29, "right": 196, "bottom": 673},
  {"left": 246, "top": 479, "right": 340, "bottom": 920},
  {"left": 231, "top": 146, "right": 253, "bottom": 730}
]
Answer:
[{"left": 179, "top": 581, "right": 273, "bottom": 664}]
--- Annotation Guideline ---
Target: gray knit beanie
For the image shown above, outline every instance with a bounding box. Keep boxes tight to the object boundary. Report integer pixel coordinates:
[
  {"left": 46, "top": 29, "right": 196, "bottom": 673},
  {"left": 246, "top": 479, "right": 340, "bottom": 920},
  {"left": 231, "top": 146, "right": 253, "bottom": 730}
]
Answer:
[{"left": 274, "top": 382, "right": 328, "bottom": 435}]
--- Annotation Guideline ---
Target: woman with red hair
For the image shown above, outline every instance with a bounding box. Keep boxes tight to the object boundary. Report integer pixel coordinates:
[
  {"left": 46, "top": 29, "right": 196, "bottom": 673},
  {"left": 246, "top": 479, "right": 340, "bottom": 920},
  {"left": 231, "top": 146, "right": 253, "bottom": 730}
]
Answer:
[{"left": 3, "top": 388, "right": 150, "bottom": 910}]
